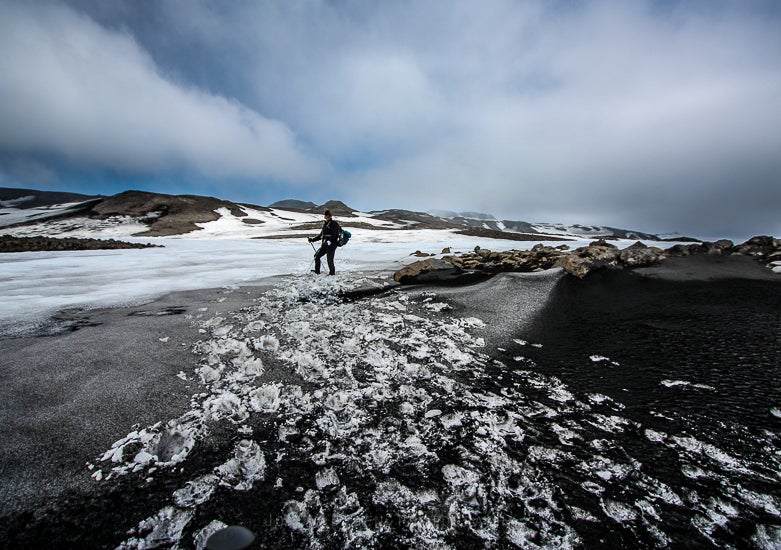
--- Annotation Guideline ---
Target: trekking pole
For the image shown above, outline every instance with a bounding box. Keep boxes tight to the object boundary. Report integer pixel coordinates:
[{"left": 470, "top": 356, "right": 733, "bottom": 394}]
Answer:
[{"left": 306, "top": 240, "right": 316, "bottom": 273}]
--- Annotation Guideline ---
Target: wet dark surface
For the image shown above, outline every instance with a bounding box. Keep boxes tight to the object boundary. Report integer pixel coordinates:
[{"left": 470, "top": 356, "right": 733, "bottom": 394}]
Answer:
[
  {"left": 512, "top": 268, "right": 781, "bottom": 547},
  {"left": 520, "top": 268, "right": 781, "bottom": 429}
]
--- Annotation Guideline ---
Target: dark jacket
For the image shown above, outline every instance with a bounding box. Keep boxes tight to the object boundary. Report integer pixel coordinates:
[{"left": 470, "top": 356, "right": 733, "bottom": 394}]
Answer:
[{"left": 313, "top": 219, "right": 341, "bottom": 247}]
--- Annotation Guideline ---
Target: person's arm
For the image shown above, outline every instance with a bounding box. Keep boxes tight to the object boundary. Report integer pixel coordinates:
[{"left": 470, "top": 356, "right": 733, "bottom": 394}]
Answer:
[{"left": 308, "top": 223, "right": 325, "bottom": 242}]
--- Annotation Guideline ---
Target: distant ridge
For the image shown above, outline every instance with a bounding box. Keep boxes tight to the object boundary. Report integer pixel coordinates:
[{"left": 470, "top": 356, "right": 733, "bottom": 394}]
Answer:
[
  {"left": 1, "top": 186, "right": 699, "bottom": 241},
  {"left": 269, "top": 199, "right": 317, "bottom": 210},
  {"left": 312, "top": 200, "right": 356, "bottom": 216},
  {"left": 0, "top": 187, "right": 99, "bottom": 209}
]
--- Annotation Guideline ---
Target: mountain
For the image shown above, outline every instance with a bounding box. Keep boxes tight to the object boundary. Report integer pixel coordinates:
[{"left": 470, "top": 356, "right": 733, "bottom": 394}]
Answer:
[
  {"left": 0, "top": 187, "right": 692, "bottom": 241},
  {"left": 311, "top": 200, "right": 357, "bottom": 217},
  {"left": 268, "top": 199, "right": 317, "bottom": 210},
  {"left": 0, "top": 187, "right": 99, "bottom": 209}
]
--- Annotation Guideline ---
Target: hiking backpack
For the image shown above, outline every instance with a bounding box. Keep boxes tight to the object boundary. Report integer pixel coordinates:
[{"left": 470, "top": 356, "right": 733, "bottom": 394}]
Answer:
[{"left": 337, "top": 229, "right": 351, "bottom": 247}]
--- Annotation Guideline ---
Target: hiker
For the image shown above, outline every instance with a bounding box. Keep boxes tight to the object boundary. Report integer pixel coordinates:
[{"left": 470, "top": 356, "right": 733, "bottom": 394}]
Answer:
[{"left": 308, "top": 209, "right": 341, "bottom": 275}]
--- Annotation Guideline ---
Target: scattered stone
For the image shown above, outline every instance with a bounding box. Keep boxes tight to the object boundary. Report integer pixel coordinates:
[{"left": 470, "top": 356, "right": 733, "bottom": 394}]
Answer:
[
  {"left": 0, "top": 235, "right": 161, "bottom": 253},
  {"left": 394, "top": 236, "right": 780, "bottom": 282},
  {"left": 619, "top": 242, "right": 666, "bottom": 267},
  {"left": 393, "top": 258, "right": 488, "bottom": 285}
]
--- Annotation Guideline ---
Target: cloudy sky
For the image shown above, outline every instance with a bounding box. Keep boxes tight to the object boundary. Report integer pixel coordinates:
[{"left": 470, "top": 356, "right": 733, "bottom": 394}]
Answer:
[{"left": 1, "top": 0, "right": 779, "bottom": 238}]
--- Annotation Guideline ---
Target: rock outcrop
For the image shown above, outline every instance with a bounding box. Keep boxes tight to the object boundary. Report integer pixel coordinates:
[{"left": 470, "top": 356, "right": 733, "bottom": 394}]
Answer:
[
  {"left": 394, "top": 236, "right": 781, "bottom": 283},
  {"left": 393, "top": 258, "right": 488, "bottom": 285},
  {"left": 0, "top": 235, "right": 160, "bottom": 253}
]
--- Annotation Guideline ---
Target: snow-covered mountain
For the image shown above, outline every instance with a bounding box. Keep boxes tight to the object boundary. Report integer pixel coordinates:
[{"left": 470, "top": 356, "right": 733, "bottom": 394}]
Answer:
[{"left": 0, "top": 187, "right": 689, "bottom": 241}]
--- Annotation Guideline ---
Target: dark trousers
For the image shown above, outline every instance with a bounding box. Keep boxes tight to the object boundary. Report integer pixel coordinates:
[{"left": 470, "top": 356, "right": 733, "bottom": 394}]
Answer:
[{"left": 314, "top": 243, "right": 336, "bottom": 275}]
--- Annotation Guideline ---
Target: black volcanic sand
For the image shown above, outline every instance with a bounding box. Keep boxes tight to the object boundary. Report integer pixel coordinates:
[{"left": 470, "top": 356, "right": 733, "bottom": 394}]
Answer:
[
  {"left": 507, "top": 255, "right": 781, "bottom": 546},
  {"left": 0, "top": 255, "right": 779, "bottom": 548},
  {"left": 0, "top": 282, "right": 282, "bottom": 548},
  {"left": 515, "top": 255, "right": 781, "bottom": 424}
]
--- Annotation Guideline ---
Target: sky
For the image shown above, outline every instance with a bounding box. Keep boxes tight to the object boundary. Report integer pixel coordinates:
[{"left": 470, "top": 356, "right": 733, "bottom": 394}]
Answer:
[{"left": 0, "top": 0, "right": 779, "bottom": 238}]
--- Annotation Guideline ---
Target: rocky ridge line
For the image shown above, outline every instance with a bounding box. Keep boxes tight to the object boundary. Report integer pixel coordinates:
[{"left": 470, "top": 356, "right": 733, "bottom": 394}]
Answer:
[
  {"left": 395, "top": 236, "right": 781, "bottom": 283},
  {"left": 0, "top": 235, "right": 161, "bottom": 253}
]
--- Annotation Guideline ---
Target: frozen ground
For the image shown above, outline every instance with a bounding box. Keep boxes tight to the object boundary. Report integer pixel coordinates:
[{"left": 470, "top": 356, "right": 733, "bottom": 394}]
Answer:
[
  {"left": 0, "top": 224, "right": 643, "bottom": 338},
  {"left": 1, "top": 221, "right": 779, "bottom": 548}
]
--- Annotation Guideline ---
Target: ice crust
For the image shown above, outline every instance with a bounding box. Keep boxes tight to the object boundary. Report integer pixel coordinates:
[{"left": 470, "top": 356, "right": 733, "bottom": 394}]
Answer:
[{"left": 89, "top": 272, "right": 781, "bottom": 548}]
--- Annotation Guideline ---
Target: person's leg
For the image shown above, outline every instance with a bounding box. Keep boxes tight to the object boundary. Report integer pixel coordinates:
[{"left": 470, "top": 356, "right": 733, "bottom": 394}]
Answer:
[
  {"left": 314, "top": 245, "right": 326, "bottom": 274},
  {"left": 326, "top": 247, "right": 336, "bottom": 275}
]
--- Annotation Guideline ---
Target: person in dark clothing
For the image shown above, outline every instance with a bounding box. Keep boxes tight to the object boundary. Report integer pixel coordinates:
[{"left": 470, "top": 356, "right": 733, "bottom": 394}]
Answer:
[{"left": 308, "top": 209, "right": 341, "bottom": 275}]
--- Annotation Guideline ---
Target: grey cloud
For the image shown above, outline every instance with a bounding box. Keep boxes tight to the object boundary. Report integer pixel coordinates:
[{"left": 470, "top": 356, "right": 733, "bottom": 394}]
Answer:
[
  {"left": 6, "top": 1, "right": 781, "bottom": 237},
  {"left": 0, "top": 2, "right": 325, "bottom": 183}
]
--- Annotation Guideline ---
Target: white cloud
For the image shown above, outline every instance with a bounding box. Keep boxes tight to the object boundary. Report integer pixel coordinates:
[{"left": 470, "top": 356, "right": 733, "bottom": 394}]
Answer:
[{"left": 0, "top": 2, "right": 325, "bottom": 182}]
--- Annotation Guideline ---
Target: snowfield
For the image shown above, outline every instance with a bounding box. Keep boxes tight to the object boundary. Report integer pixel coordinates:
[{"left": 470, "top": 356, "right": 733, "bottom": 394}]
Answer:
[{"left": 0, "top": 204, "right": 671, "bottom": 336}]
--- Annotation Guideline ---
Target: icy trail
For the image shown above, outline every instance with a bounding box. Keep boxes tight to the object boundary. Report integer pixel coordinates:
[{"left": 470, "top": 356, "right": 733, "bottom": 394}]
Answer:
[{"left": 89, "top": 273, "right": 781, "bottom": 549}]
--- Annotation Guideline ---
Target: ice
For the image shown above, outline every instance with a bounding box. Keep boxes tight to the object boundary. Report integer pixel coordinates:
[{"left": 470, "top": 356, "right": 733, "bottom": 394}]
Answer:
[
  {"left": 660, "top": 379, "right": 716, "bottom": 391},
  {"left": 119, "top": 506, "right": 193, "bottom": 550},
  {"left": 173, "top": 474, "right": 219, "bottom": 508},
  {"left": 315, "top": 468, "right": 340, "bottom": 490},
  {"left": 215, "top": 439, "right": 266, "bottom": 491},
  {"left": 193, "top": 520, "right": 229, "bottom": 550},
  {"left": 1, "top": 215, "right": 688, "bottom": 332},
  {"left": 752, "top": 524, "right": 781, "bottom": 550},
  {"left": 589, "top": 355, "right": 620, "bottom": 366}
]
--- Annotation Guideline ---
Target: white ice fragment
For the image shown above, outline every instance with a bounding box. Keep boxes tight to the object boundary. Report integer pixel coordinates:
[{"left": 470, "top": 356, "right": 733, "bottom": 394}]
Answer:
[
  {"left": 399, "top": 402, "right": 416, "bottom": 416},
  {"left": 589, "top": 355, "right": 618, "bottom": 366},
  {"left": 204, "top": 391, "right": 249, "bottom": 423},
  {"left": 602, "top": 499, "right": 638, "bottom": 522},
  {"left": 173, "top": 474, "right": 219, "bottom": 508},
  {"left": 752, "top": 524, "right": 781, "bottom": 549},
  {"left": 249, "top": 384, "right": 282, "bottom": 413},
  {"left": 215, "top": 439, "right": 266, "bottom": 491},
  {"left": 403, "top": 435, "right": 429, "bottom": 456},
  {"left": 315, "top": 467, "right": 340, "bottom": 490},
  {"left": 176, "top": 371, "right": 189, "bottom": 381},
  {"left": 424, "top": 409, "right": 442, "bottom": 419},
  {"left": 442, "top": 464, "right": 480, "bottom": 487},
  {"left": 118, "top": 506, "right": 193, "bottom": 550},
  {"left": 159, "top": 336, "right": 169, "bottom": 343},
  {"left": 283, "top": 500, "right": 312, "bottom": 534},
  {"left": 645, "top": 429, "right": 667, "bottom": 443},
  {"left": 254, "top": 334, "right": 279, "bottom": 352},
  {"left": 770, "top": 407, "right": 781, "bottom": 419},
  {"left": 440, "top": 412, "right": 463, "bottom": 429},
  {"left": 661, "top": 379, "right": 715, "bottom": 391},
  {"left": 193, "top": 520, "right": 229, "bottom": 550},
  {"left": 133, "top": 451, "right": 155, "bottom": 466}
]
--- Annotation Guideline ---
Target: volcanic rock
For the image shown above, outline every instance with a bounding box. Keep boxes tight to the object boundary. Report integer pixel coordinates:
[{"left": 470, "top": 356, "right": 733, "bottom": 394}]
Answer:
[{"left": 619, "top": 241, "right": 666, "bottom": 267}]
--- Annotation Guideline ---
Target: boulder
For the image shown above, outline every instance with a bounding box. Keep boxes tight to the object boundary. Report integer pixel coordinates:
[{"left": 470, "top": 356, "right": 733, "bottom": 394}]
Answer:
[
  {"left": 394, "top": 258, "right": 465, "bottom": 284},
  {"left": 554, "top": 255, "right": 592, "bottom": 278},
  {"left": 619, "top": 241, "right": 666, "bottom": 267},
  {"left": 702, "top": 239, "right": 734, "bottom": 255}
]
